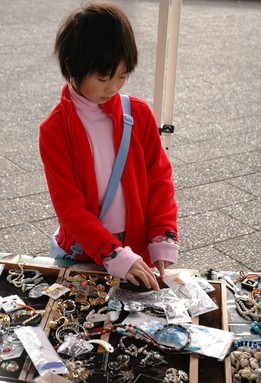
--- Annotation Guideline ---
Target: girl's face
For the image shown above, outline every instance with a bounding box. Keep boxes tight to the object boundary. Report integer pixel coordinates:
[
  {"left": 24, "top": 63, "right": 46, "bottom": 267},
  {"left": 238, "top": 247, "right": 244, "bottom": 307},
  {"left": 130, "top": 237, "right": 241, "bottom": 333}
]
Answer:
[{"left": 77, "top": 61, "right": 128, "bottom": 104}]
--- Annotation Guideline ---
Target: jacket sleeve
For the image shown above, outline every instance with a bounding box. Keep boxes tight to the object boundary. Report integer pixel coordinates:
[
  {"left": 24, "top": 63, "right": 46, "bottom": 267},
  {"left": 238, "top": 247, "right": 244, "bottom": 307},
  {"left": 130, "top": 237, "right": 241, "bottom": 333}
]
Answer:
[{"left": 132, "top": 99, "right": 178, "bottom": 242}]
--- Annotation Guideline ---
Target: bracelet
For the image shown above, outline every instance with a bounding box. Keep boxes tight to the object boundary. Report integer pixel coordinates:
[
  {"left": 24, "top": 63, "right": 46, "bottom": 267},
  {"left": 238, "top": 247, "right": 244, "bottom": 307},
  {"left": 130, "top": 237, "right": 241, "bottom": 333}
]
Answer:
[
  {"left": 152, "top": 324, "right": 191, "bottom": 352},
  {"left": 6, "top": 269, "right": 42, "bottom": 288}
]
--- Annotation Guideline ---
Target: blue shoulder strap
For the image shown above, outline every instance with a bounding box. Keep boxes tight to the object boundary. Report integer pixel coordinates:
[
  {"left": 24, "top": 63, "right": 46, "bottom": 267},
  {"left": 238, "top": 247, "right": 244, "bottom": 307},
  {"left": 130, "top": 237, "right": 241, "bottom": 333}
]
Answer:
[{"left": 99, "top": 94, "right": 133, "bottom": 219}]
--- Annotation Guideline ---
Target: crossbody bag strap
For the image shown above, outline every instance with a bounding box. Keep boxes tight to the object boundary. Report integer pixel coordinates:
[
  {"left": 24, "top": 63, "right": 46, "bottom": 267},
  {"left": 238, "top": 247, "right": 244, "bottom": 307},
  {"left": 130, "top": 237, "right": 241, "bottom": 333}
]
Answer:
[{"left": 98, "top": 94, "right": 133, "bottom": 220}]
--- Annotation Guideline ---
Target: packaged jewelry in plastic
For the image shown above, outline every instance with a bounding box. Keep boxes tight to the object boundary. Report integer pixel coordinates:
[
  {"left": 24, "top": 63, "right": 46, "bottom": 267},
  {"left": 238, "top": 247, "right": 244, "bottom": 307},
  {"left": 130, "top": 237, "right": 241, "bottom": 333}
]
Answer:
[
  {"left": 140, "top": 319, "right": 235, "bottom": 360},
  {"left": 109, "top": 287, "right": 179, "bottom": 311},
  {"left": 192, "top": 275, "right": 215, "bottom": 293},
  {"left": 0, "top": 294, "right": 26, "bottom": 313},
  {"left": 164, "top": 300, "right": 191, "bottom": 324},
  {"left": 15, "top": 325, "right": 68, "bottom": 376},
  {"left": 163, "top": 271, "right": 218, "bottom": 316},
  {"left": 57, "top": 333, "right": 94, "bottom": 357}
]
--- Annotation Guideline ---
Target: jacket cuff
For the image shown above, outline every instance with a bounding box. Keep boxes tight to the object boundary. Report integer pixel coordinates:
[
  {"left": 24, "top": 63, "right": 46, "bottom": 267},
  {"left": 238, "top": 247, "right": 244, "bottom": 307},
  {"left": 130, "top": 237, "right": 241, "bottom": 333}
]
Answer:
[
  {"left": 148, "top": 241, "right": 179, "bottom": 265},
  {"left": 102, "top": 246, "right": 142, "bottom": 279}
]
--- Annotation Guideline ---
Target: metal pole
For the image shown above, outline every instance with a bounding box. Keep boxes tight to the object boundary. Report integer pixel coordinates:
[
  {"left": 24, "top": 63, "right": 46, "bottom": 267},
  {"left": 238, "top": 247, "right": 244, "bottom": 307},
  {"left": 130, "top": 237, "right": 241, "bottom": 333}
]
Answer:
[
  {"left": 153, "top": 0, "right": 170, "bottom": 127},
  {"left": 153, "top": 0, "right": 182, "bottom": 157}
]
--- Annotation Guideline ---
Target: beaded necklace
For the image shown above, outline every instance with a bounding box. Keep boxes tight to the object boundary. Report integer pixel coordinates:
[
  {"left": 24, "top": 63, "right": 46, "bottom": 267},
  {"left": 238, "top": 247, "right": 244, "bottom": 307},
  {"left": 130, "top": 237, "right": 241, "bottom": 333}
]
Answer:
[{"left": 112, "top": 323, "right": 191, "bottom": 352}]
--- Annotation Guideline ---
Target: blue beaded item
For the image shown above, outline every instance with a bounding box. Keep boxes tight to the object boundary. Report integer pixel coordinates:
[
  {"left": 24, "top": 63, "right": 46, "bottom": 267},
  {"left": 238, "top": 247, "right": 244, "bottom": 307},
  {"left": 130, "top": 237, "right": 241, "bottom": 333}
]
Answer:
[
  {"left": 233, "top": 339, "right": 261, "bottom": 350},
  {"left": 250, "top": 321, "right": 261, "bottom": 334}
]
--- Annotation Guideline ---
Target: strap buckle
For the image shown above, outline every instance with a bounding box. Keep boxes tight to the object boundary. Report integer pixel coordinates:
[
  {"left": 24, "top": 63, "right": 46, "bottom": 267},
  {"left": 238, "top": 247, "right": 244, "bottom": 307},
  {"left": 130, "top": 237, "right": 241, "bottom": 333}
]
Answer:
[{"left": 123, "top": 113, "right": 134, "bottom": 126}]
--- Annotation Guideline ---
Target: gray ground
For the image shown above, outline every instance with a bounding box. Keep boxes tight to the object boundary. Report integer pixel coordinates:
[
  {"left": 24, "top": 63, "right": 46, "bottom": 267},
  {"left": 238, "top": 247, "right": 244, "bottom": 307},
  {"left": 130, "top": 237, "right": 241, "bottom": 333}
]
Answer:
[{"left": 1, "top": 0, "right": 260, "bottom": 273}]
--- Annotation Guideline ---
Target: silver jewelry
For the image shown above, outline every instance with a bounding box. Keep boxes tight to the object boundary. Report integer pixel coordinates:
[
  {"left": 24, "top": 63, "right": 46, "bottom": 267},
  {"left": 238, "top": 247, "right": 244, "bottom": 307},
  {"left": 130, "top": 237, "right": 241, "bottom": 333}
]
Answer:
[
  {"left": 55, "top": 324, "right": 87, "bottom": 343},
  {"left": 116, "top": 354, "right": 130, "bottom": 369},
  {"left": 29, "top": 283, "right": 50, "bottom": 298},
  {"left": 140, "top": 350, "right": 167, "bottom": 367},
  {"left": 60, "top": 300, "right": 76, "bottom": 315},
  {"left": 7, "top": 269, "right": 42, "bottom": 289},
  {"left": 119, "top": 336, "right": 148, "bottom": 357}
]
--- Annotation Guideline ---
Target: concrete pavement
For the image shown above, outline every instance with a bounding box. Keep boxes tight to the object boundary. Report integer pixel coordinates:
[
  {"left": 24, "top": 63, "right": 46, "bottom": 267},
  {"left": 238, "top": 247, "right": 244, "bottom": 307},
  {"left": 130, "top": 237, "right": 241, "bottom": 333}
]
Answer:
[{"left": 1, "top": 0, "right": 260, "bottom": 272}]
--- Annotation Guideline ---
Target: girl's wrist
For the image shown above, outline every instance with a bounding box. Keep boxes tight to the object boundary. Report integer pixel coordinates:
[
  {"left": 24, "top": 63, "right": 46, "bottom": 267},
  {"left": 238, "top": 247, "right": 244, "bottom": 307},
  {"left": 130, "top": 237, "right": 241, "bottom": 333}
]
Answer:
[{"left": 151, "top": 235, "right": 179, "bottom": 246}]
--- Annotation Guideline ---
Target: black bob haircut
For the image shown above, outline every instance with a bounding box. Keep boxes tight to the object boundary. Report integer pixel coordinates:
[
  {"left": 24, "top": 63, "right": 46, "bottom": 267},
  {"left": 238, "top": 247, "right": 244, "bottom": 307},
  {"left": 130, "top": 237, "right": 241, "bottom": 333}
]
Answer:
[{"left": 54, "top": 2, "right": 138, "bottom": 87}]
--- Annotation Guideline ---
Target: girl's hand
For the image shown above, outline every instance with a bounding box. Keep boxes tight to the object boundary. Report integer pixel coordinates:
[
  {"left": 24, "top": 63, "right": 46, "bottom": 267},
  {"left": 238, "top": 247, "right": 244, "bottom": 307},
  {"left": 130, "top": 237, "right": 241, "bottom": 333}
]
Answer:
[
  {"left": 153, "top": 260, "right": 173, "bottom": 279},
  {"left": 125, "top": 259, "right": 159, "bottom": 291}
]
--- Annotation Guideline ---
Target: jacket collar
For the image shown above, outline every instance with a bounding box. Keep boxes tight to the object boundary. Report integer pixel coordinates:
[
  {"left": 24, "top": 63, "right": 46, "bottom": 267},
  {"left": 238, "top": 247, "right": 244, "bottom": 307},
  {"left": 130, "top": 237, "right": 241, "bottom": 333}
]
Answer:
[{"left": 61, "top": 83, "right": 122, "bottom": 123}]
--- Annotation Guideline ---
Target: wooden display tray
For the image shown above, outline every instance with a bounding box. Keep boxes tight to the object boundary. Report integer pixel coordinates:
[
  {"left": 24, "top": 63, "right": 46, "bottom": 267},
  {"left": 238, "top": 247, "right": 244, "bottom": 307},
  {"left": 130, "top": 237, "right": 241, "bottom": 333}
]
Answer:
[
  {"left": 0, "top": 260, "right": 64, "bottom": 382},
  {"left": 189, "top": 281, "right": 232, "bottom": 383},
  {"left": 0, "top": 261, "right": 232, "bottom": 383}
]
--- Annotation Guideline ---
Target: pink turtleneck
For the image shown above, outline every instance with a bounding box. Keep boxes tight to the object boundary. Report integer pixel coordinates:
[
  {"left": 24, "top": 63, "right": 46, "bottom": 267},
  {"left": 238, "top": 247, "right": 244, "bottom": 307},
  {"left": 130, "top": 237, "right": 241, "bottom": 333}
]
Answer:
[{"left": 69, "top": 84, "right": 126, "bottom": 234}]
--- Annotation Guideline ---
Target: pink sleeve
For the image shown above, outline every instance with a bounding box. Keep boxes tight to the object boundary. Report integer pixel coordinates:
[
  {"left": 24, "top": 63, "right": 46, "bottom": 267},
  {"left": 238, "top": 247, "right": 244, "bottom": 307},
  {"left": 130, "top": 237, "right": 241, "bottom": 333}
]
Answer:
[
  {"left": 102, "top": 246, "right": 142, "bottom": 279},
  {"left": 148, "top": 241, "right": 179, "bottom": 265}
]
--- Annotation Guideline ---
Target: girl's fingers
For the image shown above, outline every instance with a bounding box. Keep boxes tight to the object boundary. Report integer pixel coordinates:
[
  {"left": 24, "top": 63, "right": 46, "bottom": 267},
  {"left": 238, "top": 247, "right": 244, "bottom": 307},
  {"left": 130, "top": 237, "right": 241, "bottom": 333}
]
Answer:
[{"left": 126, "top": 260, "right": 159, "bottom": 290}]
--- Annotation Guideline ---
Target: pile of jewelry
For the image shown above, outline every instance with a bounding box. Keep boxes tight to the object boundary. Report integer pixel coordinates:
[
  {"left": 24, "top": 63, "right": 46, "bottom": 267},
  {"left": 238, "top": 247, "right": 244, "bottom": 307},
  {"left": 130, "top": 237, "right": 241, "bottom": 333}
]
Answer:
[
  {"left": 230, "top": 345, "right": 261, "bottom": 382},
  {"left": 6, "top": 261, "right": 44, "bottom": 293},
  {"left": 0, "top": 265, "right": 193, "bottom": 382}
]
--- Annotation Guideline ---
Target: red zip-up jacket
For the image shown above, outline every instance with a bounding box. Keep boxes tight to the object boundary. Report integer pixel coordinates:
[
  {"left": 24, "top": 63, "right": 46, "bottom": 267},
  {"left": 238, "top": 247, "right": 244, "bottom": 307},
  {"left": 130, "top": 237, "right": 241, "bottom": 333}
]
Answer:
[{"left": 39, "top": 84, "right": 178, "bottom": 267}]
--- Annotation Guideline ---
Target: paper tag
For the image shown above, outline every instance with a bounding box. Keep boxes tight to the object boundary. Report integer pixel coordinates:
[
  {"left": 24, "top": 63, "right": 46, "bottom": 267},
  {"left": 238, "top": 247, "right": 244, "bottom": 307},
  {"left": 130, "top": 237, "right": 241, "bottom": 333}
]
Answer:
[
  {"left": 41, "top": 283, "right": 70, "bottom": 299},
  {"left": 0, "top": 295, "right": 26, "bottom": 313}
]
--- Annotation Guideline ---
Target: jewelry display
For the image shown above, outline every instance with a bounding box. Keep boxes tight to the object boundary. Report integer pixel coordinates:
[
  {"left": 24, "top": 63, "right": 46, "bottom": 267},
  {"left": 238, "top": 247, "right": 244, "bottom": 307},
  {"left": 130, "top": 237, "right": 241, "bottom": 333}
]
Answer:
[{"left": 0, "top": 267, "right": 224, "bottom": 382}]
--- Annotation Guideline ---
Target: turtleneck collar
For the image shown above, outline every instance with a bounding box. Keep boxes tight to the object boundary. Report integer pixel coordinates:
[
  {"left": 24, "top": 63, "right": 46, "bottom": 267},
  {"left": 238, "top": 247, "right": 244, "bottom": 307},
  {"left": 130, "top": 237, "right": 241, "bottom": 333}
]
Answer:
[{"left": 69, "top": 83, "right": 100, "bottom": 113}]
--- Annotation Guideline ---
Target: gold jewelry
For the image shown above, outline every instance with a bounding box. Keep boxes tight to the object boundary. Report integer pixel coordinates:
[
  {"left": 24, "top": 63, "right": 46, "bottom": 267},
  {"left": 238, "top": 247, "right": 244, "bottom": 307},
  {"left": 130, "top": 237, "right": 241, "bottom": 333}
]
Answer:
[{"left": 0, "top": 313, "right": 10, "bottom": 329}]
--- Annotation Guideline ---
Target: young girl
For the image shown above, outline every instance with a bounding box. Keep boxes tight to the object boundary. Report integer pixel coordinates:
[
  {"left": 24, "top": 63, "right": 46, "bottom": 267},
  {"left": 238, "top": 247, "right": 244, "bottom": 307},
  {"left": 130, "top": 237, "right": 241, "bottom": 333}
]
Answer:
[{"left": 39, "top": 2, "right": 179, "bottom": 291}]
